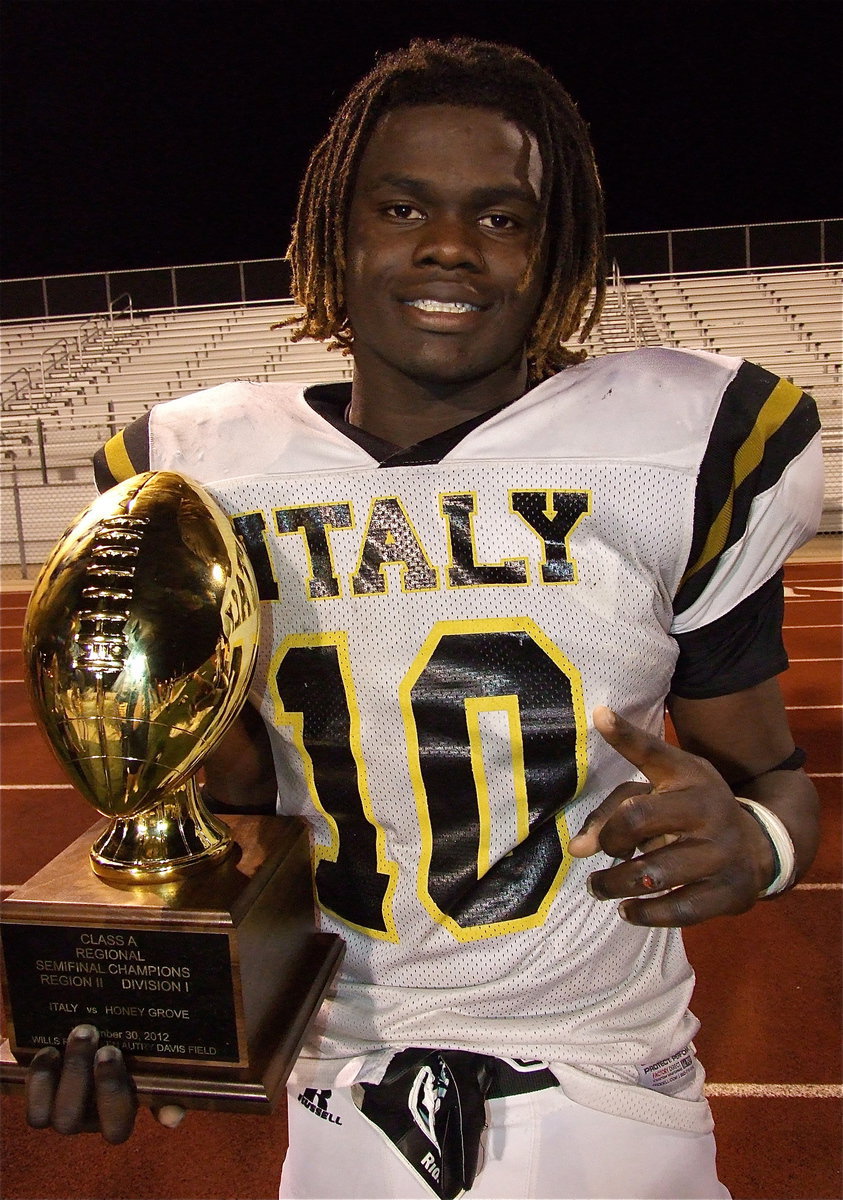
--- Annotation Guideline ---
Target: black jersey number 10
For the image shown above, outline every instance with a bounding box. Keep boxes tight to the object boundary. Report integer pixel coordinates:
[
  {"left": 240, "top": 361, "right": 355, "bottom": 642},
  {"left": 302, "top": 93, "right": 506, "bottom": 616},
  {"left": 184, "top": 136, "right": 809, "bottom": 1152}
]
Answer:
[{"left": 273, "top": 620, "right": 586, "bottom": 942}]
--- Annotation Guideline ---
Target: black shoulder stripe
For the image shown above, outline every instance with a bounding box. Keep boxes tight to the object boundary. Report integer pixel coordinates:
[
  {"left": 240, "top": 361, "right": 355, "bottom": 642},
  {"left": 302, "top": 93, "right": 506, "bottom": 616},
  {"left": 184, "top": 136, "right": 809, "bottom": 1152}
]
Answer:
[
  {"left": 92, "top": 410, "right": 153, "bottom": 492},
  {"left": 674, "top": 362, "right": 820, "bottom": 616}
]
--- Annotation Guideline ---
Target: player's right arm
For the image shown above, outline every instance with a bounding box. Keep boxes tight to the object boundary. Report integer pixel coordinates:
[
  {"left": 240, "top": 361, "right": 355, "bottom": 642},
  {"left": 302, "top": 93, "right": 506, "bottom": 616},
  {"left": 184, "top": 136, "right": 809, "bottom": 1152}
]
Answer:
[{"left": 201, "top": 701, "right": 278, "bottom": 813}]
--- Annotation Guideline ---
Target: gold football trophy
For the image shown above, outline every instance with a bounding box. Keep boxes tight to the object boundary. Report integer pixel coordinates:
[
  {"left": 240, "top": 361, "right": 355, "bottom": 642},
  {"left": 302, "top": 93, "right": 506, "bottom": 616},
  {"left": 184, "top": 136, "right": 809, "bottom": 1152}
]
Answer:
[{"left": 0, "top": 472, "right": 343, "bottom": 1111}]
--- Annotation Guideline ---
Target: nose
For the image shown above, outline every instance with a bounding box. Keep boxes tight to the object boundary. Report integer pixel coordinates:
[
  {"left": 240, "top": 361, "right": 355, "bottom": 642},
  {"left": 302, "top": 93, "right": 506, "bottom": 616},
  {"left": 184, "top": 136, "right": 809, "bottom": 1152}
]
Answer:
[{"left": 412, "top": 213, "right": 485, "bottom": 271}]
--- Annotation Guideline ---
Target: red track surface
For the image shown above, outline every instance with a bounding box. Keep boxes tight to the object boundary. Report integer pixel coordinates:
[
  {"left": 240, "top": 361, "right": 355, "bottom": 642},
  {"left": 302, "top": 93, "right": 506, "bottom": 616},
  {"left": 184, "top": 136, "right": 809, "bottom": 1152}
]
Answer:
[{"left": 1, "top": 560, "right": 840, "bottom": 1199}]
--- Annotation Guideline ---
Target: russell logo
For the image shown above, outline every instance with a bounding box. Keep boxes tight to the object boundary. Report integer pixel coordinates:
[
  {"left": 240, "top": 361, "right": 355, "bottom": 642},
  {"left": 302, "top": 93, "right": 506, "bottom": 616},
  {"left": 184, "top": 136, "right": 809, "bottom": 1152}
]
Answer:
[{"left": 298, "top": 1088, "right": 343, "bottom": 1124}]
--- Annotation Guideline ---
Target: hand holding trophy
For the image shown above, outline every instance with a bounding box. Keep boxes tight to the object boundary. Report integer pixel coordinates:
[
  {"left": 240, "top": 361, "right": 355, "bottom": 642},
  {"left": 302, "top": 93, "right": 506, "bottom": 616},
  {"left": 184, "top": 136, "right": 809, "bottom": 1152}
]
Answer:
[{"left": 0, "top": 472, "right": 343, "bottom": 1112}]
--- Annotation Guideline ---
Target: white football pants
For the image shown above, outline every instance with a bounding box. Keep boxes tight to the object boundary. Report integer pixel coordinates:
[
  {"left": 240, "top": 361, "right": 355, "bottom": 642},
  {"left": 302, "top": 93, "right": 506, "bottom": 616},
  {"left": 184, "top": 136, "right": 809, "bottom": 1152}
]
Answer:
[{"left": 280, "top": 1082, "right": 731, "bottom": 1199}]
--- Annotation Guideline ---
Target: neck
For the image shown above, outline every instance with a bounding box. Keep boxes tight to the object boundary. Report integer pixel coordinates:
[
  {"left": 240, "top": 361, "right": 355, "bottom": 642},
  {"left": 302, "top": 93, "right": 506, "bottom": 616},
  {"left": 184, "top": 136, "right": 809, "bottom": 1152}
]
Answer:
[{"left": 347, "top": 356, "right": 530, "bottom": 448}]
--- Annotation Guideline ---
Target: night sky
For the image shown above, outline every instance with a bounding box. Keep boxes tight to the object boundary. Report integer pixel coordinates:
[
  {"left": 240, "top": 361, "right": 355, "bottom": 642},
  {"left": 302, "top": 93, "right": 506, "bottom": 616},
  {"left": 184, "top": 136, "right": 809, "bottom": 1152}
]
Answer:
[{"left": 2, "top": 0, "right": 840, "bottom": 280}]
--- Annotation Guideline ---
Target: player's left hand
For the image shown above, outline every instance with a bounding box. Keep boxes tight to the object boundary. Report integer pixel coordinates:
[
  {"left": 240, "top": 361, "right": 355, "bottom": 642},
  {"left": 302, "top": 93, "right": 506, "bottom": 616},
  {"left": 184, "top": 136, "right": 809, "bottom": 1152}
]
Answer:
[{"left": 568, "top": 706, "right": 776, "bottom": 927}]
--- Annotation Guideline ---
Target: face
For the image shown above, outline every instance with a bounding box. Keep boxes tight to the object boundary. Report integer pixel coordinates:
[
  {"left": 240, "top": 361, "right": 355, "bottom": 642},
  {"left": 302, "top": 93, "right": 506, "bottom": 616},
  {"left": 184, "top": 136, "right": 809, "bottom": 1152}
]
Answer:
[{"left": 344, "top": 104, "right": 546, "bottom": 405}]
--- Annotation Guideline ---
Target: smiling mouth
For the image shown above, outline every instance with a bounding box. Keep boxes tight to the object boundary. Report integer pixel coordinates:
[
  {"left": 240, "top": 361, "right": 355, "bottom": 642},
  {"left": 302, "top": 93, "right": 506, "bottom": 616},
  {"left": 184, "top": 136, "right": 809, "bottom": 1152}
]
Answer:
[{"left": 403, "top": 299, "right": 482, "bottom": 314}]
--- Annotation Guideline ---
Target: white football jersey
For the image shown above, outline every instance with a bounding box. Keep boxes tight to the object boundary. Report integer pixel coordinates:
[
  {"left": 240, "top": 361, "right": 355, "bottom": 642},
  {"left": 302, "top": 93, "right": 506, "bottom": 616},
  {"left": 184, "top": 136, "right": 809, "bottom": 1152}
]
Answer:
[{"left": 96, "top": 347, "right": 822, "bottom": 1130}]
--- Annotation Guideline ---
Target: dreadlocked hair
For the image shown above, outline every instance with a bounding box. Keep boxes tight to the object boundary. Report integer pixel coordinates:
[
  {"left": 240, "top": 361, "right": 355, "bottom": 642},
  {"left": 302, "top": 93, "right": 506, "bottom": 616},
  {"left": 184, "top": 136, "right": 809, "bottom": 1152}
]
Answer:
[{"left": 281, "top": 37, "right": 606, "bottom": 381}]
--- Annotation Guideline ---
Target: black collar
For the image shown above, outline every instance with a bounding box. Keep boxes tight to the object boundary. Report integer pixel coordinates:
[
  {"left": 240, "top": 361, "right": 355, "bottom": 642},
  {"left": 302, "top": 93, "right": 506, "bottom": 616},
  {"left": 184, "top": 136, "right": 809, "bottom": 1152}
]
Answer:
[{"left": 303, "top": 382, "right": 513, "bottom": 467}]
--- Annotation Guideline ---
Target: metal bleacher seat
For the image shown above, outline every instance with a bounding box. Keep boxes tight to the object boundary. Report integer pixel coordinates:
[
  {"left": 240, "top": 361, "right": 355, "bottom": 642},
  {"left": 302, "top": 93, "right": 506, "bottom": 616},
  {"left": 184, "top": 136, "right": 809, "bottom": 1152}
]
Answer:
[{"left": 1, "top": 271, "right": 839, "bottom": 538}]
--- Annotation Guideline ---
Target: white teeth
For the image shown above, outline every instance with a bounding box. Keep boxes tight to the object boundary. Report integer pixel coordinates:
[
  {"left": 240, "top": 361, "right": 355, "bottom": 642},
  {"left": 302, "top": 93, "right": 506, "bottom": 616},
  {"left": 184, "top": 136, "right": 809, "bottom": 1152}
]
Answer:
[{"left": 405, "top": 299, "right": 480, "bottom": 313}]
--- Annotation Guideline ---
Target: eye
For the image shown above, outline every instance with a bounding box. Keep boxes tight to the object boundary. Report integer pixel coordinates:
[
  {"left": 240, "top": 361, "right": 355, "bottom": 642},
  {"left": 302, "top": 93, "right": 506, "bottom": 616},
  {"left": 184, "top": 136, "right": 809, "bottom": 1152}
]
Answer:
[
  {"left": 478, "top": 212, "right": 519, "bottom": 231},
  {"left": 383, "top": 203, "right": 425, "bottom": 221}
]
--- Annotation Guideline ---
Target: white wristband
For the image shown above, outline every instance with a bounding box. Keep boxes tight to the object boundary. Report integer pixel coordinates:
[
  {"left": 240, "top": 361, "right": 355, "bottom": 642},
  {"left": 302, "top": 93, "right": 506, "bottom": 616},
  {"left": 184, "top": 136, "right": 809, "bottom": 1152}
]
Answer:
[{"left": 735, "top": 797, "right": 797, "bottom": 897}]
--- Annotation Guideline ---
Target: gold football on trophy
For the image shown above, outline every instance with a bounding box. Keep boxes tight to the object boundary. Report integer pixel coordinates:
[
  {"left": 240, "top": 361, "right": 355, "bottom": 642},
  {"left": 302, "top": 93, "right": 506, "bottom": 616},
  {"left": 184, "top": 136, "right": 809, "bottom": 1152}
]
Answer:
[{"left": 23, "top": 471, "right": 260, "bottom": 882}]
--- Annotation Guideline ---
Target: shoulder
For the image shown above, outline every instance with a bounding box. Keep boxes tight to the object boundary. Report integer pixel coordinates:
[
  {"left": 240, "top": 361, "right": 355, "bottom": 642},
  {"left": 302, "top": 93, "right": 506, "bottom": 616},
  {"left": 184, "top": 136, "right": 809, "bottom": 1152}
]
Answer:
[
  {"left": 540, "top": 345, "right": 744, "bottom": 394},
  {"left": 148, "top": 379, "right": 317, "bottom": 480},
  {"left": 94, "top": 380, "right": 312, "bottom": 490},
  {"left": 532, "top": 346, "right": 818, "bottom": 451},
  {"left": 151, "top": 379, "right": 305, "bottom": 425},
  {"left": 466, "top": 347, "right": 748, "bottom": 466},
  {"left": 94, "top": 376, "right": 309, "bottom": 484}
]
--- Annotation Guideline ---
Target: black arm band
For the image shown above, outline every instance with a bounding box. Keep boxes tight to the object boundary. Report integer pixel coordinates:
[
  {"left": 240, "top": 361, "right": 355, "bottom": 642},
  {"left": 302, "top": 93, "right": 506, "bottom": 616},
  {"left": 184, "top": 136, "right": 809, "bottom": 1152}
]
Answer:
[{"left": 732, "top": 746, "right": 807, "bottom": 791}]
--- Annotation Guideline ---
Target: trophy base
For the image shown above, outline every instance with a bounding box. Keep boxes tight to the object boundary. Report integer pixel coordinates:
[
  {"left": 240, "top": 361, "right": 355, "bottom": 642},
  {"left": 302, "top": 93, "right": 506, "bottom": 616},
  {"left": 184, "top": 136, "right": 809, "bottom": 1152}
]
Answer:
[{"left": 0, "top": 815, "right": 344, "bottom": 1113}]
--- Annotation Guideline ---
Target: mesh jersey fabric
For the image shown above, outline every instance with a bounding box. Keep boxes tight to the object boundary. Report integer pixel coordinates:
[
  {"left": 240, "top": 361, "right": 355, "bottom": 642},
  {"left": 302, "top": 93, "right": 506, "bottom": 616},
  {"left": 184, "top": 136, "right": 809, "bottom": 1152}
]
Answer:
[{"left": 92, "top": 346, "right": 822, "bottom": 1132}]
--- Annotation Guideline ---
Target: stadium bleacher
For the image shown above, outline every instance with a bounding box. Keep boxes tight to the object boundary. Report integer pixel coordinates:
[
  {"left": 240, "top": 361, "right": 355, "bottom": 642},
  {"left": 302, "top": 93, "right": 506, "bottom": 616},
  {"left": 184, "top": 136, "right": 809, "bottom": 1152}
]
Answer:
[{"left": 1, "top": 264, "right": 840, "bottom": 568}]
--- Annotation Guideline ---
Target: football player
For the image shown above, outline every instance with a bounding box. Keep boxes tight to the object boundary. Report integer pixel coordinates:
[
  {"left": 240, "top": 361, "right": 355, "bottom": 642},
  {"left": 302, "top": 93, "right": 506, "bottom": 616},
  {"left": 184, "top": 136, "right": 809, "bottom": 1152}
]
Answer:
[{"left": 27, "top": 38, "right": 822, "bottom": 1200}]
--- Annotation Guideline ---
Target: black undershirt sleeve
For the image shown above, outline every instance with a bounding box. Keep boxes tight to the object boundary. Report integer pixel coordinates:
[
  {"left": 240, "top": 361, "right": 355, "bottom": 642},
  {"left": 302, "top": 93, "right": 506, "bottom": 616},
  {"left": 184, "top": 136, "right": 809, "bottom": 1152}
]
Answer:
[{"left": 670, "top": 570, "right": 788, "bottom": 699}]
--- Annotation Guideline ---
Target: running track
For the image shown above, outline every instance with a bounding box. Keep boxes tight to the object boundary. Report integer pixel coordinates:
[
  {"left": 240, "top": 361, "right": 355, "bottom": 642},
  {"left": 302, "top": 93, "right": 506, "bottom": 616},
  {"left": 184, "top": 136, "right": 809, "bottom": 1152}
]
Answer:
[{"left": 1, "top": 558, "right": 840, "bottom": 1199}]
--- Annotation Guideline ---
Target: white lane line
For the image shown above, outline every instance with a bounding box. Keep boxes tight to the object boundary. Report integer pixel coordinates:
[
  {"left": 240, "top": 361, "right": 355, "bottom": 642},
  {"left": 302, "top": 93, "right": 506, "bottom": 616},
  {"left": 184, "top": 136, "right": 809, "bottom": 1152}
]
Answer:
[
  {"left": 784, "top": 584, "right": 843, "bottom": 595},
  {"left": 705, "top": 1083, "right": 843, "bottom": 1098},
  {"left": 787, "top": 704, "right": 842, "bottom": 710},
  {"left": 0, "top": 783, "right": 75, "bottom": 790},
  {"left": 794, "top": 882, "right": 843, "bottom": 890}
]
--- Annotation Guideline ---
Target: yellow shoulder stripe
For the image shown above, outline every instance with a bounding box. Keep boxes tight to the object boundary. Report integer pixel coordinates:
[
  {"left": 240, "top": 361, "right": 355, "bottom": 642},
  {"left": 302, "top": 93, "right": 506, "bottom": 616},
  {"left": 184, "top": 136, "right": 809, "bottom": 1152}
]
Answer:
[
  {"left": 680, "top": 377, "right": 803, "bottom": 588},
  {"left": 102, "top": 432, "right": 137, "bottom": 483}
]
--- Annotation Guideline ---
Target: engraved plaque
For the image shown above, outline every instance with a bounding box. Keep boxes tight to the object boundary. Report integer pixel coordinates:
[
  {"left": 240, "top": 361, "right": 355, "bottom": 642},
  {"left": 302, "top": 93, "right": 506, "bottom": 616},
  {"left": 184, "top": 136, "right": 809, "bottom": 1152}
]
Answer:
[{"left": 2, "top": 925, "right": 241, "bottom": 1064}]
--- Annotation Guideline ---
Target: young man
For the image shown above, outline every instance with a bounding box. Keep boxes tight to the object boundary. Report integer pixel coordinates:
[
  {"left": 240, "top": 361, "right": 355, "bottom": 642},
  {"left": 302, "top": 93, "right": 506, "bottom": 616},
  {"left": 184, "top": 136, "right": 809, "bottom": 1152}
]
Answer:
[{"left": 28, "top": 38, "right": 822, "bottom": 1200}]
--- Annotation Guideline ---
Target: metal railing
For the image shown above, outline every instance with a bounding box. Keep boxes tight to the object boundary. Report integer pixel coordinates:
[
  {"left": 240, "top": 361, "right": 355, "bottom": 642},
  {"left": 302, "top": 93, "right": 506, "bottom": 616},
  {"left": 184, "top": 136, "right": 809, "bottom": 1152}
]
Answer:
[
  {"left": 1, "top": 219, "right": 840, "bottom": 323},
  {"left": 604, "top": 217, "right": 841, "bottom": 280},
  {"left": 610, "top": 260, "right": 642, "bottom": 347},
  {"left": 1, "top": 311, "right": 120, "bottom": 404},
  {"left": 2, "top": 234, "right": 841, "bottom": 574},
  {"left": 108, "top": 291, "right": 134, "bottom": 322}
]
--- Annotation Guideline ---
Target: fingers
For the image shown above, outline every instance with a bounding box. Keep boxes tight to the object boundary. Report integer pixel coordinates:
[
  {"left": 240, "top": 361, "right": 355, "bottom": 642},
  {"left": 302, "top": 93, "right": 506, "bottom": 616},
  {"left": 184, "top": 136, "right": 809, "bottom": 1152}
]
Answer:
[
  {"left": 574, "top": 707, "right": 729, "bottom": 861},
  {"left": 568, "top": 781, "right": 652, "bottom": 857},
  {"left": 154, "top": 1104, "right": 187, "bottom": 1129},
  {"left": 24, "top": 1025, "right": 139, "bottom": 1142},
  {"left": 25, "top": 1045, "right": 62, "bottom": 1129},
  {"left": 619, "top": 878, "right": 754, "bottom": 927},
  {"left": 593, "top": 706, "right": 707, "bottom": 789},
  {"left": 593, "top": 790, "right": 711, "bottom": 861},
  {"left": 52, "top": 1024, "right": 99, "bottom": 1134},
  {"left": 579, "top": 797, "right": 768, "bottom": 926},
  {"left": 576, "top": 707, "right": 767, "bottom": 925},
  {"left": 587, "top": 837, "right": 719, "bottom": 901},
  {"left": 93, "top": 1044, "right": 138, "bottom": 1145}
]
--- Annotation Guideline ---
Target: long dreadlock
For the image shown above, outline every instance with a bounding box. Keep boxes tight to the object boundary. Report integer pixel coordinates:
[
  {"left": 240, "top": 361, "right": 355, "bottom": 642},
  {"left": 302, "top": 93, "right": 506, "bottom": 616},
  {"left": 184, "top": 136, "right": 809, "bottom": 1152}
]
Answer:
[{"left": 282, "top": 38, "right": 606, "bottom": 381}]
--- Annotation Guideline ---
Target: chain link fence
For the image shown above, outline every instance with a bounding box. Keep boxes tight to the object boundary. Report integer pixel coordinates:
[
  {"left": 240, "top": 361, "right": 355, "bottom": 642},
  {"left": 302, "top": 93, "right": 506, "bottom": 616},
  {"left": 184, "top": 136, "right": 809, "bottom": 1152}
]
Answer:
[{"left": 1, "top": 474, "right": 92, "bottom": 577}]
